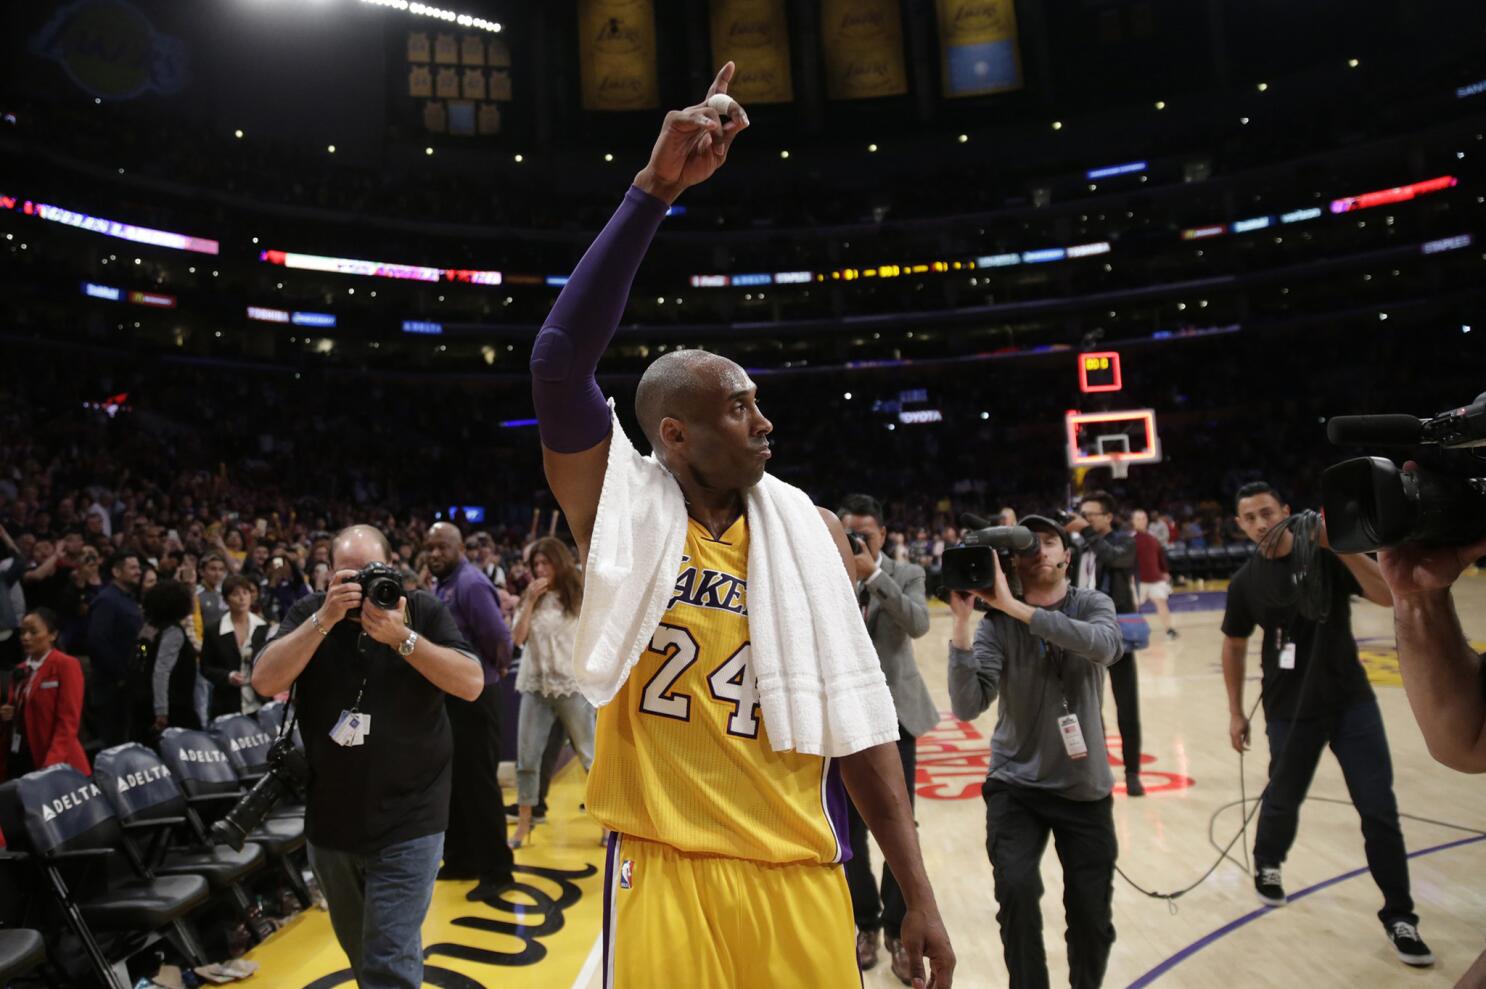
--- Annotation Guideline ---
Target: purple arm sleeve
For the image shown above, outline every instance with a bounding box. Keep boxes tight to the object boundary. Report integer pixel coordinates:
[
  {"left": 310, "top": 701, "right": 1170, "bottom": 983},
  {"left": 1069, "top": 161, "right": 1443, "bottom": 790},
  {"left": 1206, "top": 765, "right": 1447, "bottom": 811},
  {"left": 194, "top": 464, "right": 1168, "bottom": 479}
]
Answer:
[
  {"left": 465, "top": 580, "right": 513, "bottom": 673},
  {"left": 530, "top": 184, "right": 670, "bottom": 453}
]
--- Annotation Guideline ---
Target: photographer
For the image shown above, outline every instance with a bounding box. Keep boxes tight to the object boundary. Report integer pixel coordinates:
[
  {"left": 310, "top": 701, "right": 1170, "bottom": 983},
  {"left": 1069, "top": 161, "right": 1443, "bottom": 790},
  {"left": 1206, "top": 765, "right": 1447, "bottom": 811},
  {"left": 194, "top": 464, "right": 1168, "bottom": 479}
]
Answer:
[
  {"left": 1378, "top": 523, "right": 1486, "bottom": 772},
  {"left": 947, "top": 515, "right": 1122, "bottom": 989},
  {"left": 838, "top": 494, "right": 937, "bottom": 979},
  {"left": 1067, "top": 491, "right": 1145, "bottom": 795},
  {"left": 1220, "top": 482, "right": 1431, "bottom": 967},
  {"left": 251, "top": 525, "right": 482, "bottom": 989}
]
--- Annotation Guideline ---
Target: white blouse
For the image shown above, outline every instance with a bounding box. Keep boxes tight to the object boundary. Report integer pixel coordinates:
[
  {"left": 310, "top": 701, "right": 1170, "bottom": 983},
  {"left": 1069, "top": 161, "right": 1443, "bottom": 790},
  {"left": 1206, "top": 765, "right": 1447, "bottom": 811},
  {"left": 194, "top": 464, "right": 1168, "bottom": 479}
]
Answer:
[{"left": 515, "top": 594, "right": 581, "bottom": 698}]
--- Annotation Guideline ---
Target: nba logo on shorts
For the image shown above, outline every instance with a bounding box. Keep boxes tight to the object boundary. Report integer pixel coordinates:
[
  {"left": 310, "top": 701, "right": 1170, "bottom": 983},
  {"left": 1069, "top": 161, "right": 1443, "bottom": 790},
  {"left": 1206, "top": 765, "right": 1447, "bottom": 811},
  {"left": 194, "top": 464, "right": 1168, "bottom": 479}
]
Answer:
[{"left": 619, "top": 859, "right": 634, "bottom": 889}]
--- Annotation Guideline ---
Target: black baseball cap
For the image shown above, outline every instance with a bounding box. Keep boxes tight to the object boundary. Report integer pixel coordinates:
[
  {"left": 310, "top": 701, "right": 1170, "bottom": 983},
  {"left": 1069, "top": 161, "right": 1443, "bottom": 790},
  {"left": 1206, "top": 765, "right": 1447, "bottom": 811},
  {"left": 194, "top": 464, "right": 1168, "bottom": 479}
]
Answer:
[{"left": 1019, "top": 514, "right": 1071, "bottom": 549}]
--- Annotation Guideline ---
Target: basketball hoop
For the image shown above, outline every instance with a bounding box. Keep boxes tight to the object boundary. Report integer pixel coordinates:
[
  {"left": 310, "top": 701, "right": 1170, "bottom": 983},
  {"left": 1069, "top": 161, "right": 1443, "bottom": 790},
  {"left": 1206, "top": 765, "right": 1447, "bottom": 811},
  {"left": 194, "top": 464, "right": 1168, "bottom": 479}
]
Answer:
[{"left": 1109, "top": 453, "right": 1130, "bottom": 480}]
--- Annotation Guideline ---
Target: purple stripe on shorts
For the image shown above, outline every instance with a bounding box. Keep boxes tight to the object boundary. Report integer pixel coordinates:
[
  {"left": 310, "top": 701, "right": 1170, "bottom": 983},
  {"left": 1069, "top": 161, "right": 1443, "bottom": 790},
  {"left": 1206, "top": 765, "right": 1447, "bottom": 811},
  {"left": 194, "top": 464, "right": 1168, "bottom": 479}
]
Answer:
[
  {"left": 825, "top": 760, "right": 854, "bottom": 865},
  {"left": 602, "top": 831, "right": 618, "bottom": 988}
]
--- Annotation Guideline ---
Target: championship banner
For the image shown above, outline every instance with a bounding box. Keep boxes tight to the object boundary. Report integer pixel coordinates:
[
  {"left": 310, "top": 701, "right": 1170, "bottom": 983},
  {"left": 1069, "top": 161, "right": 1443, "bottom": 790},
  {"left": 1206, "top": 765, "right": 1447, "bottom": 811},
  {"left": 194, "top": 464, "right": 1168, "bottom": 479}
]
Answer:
[
  {"left": 821, "top": 0, "right": 908, "bottom": 101},
  {"left": 935, "top": 0, "right": 1023, "bottom": 97},
  {"left": 578, "top": 0, "right": 659, "bottom": 111},
  {"left": 709, "top": 0, "right": 793, "bottom": 105}
]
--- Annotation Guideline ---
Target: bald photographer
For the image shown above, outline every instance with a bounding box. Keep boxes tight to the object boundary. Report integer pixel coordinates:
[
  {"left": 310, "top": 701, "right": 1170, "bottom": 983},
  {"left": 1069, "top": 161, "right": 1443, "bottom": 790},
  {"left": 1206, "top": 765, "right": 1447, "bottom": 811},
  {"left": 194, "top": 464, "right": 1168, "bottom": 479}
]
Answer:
[{"left": 252, "top": 524, "right": 482, "bottom": 989}]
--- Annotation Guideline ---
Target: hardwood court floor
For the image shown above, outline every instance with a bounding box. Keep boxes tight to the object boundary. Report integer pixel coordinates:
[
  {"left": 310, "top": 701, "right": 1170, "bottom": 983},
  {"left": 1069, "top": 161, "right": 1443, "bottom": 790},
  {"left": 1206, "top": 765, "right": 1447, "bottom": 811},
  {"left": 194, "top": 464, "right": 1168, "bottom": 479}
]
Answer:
[{"left": 252, "top": 573, "right": 1486, "bottom": 989}]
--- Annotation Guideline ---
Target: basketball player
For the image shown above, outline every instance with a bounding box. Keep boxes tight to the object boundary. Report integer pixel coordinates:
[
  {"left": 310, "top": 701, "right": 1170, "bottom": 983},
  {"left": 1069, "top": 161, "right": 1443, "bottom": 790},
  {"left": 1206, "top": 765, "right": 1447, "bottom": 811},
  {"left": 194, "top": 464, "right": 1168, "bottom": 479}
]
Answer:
[{"left": 529, "top": 63, "right": 954, "bottom": 988}]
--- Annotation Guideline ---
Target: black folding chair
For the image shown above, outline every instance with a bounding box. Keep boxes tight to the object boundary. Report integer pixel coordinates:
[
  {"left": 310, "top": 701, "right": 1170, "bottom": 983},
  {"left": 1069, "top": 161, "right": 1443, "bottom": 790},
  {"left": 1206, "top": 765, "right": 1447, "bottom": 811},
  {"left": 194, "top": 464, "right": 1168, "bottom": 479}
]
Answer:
[
  {"left": 95, "top": 743, "right": 272, "bottom": 946},
  {"left": 0, "top": 765, "right": 209, "bottom": 989},
  {"left": 157, "top": 729, "right": 310, "bottom": 909},
  {"left": 0, "top": 823, "right": 49, "bottom": 985}
]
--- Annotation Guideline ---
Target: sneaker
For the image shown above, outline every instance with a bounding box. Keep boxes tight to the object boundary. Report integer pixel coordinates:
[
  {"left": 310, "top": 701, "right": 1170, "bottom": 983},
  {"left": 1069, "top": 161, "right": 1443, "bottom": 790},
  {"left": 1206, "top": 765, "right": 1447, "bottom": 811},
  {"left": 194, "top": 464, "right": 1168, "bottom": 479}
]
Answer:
[
  {"left": 1254, "top": 865, "right": 1286, "bottom": 907},
  {"left": 503, "top": 802, "right": 547, "bottom": 823},
  {"left": 1166, "top": 628, "right": 1180, "bottom": 640},
  {"left": 886, "top": 936, "right": 913, "bottom": 987},
  {"left": 855, "top": 929, "right": 880, "bottom": 971},
  {"left": 1387, "top": 921, "right": 1434, "bottom": 967},
  {"left": 1125, "top": 774, "right": 1146, "bottom": 797}
]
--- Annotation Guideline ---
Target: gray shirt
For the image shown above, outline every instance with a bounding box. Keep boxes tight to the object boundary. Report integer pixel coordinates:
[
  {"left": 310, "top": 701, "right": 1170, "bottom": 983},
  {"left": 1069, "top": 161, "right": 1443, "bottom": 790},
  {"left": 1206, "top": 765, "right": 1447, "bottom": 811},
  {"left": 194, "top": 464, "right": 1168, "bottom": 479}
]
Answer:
[{"left": 948, "top": 585, "right": 1123, "bottom": 801}]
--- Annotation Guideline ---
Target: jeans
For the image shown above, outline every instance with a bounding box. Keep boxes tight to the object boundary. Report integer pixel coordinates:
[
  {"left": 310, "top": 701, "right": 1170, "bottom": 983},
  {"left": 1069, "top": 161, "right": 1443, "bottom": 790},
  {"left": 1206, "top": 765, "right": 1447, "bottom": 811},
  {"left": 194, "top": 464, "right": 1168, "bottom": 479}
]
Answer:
[
  {"left": 1107, "top": 650, "right": 1141, "bottom": 775},
  {"left": 516, "top": 690, "right": 595, "bottom": 806},
  {"left": 308, "top": 832, "right": 444, "bottom": 989},
  {"left": 845, "top": 725, "right": 916, "bottom": 939},
  {"left": 984, "top": 781, "right": 1117, "bottom": 989},
  {"left": 444, "top": 683, "right": 513, "bottom": 884},
  {"left": 1254, "top": 697, "right": 1416, "bottom": 926}
]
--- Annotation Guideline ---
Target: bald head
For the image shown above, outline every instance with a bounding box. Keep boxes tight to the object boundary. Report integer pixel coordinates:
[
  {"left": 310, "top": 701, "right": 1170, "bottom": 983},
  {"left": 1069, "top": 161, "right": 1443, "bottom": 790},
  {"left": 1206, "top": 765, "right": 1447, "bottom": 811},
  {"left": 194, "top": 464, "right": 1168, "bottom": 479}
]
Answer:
[
  {"left": 331, "top": 524, "right": 391, "bottom": 570},
  {"left": 425, "top": 521, "right": 463, "bottom": 579},
  {"left": 635, "top": 350, "right": 746, "bottom": 452}
]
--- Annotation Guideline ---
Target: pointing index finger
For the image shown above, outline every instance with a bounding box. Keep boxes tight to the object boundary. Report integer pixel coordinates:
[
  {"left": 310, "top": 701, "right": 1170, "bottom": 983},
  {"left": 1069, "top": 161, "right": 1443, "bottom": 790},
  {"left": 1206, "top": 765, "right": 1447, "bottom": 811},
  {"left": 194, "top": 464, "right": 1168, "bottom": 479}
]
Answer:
[{"left": 706, "top": 60, "right": 735, "bottom": 99}]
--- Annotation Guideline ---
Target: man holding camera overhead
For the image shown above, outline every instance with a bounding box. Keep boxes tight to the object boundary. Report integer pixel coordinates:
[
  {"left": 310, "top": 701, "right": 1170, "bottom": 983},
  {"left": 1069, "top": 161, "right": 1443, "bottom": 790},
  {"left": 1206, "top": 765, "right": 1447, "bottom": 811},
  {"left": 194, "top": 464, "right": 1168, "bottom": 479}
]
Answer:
[
  {"left": 945, "top": 514, "right": 1123, "bottom": 989},
  {"left": 252, "top": 524, "right": 483, "bottom": 989}
]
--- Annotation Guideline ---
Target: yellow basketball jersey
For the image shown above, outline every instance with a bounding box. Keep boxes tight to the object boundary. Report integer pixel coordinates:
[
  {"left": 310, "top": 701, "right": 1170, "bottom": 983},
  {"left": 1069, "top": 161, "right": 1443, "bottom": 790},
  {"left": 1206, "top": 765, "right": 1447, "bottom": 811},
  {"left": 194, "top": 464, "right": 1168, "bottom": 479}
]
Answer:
[{"left": 586, "top": 514, "right": 850, "bottom": 865}]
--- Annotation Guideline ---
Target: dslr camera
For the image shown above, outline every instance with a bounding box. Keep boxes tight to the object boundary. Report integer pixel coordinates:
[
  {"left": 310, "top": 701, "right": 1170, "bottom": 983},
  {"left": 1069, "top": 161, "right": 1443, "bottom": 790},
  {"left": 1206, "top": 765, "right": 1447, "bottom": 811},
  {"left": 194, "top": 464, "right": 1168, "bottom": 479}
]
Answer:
[
  {"left": 1322, "top": 391, "right": 1486, "bottom": 553},
  {"left": 938, "top": 513, "right": 1038, "bottom": 600},
  {"left": 210, "top": 734, "right": 307, "bottom": 851},
  {"left": 347, "top": 561, "right": 404, "bottom": 618}
]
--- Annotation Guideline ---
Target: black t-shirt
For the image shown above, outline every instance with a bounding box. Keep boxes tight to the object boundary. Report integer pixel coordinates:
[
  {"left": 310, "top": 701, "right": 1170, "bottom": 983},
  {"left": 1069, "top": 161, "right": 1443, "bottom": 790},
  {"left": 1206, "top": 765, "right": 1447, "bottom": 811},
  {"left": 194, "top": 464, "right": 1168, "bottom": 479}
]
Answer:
[
  {"left": 1221, "top": 548, "right": 1374, "bottom": 721},
  {"left": 265, "top": 590, "right": 474, "bottom": 853}
]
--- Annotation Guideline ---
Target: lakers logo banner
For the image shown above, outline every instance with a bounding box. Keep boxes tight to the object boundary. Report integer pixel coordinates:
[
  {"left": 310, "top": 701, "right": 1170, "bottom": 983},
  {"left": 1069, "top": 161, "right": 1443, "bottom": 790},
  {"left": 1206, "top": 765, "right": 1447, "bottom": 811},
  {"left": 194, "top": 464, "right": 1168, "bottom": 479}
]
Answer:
[
  {"left": 821, "top": 0, "right": 908, "bottom": 101},
  {"left": 709, "top": 0, "right": 793, "bottom": 104},
  {"left": 578, "top": 0, "right": 659, "bottom": 111},
  {"left": 935, "top": 0, "right": 1023, "bottom": 97}
]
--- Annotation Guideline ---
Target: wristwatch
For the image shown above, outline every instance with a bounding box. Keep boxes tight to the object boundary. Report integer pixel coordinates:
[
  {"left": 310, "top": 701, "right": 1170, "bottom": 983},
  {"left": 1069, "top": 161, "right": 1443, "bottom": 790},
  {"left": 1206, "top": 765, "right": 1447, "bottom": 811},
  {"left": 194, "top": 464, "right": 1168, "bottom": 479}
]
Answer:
[{"left": 398, "top": 630, "right": 419, "bottom": 658}]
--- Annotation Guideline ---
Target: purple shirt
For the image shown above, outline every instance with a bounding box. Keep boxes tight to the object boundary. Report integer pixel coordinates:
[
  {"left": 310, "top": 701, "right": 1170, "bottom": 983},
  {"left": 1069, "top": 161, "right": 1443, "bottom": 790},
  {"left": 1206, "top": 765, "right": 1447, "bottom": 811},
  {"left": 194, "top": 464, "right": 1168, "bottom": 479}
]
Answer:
[{"left": 435, "top": 558, "right": 513, "bottom": 685}]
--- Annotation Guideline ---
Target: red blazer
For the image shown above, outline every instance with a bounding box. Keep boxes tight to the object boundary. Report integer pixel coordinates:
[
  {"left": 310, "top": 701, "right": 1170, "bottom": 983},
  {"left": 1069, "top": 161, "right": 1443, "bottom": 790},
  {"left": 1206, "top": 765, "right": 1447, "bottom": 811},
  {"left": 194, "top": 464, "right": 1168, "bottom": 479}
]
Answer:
[{"left": 2, "top": 650, "right": 90, "bottom": 777}]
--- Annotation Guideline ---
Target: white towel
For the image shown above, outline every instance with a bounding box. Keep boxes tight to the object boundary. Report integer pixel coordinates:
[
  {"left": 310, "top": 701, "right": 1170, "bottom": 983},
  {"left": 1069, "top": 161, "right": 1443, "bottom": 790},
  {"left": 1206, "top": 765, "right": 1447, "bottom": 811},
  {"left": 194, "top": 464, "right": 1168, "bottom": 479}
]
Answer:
[{"left": 572, "top": 406, "right": 900, "bottom": 758}]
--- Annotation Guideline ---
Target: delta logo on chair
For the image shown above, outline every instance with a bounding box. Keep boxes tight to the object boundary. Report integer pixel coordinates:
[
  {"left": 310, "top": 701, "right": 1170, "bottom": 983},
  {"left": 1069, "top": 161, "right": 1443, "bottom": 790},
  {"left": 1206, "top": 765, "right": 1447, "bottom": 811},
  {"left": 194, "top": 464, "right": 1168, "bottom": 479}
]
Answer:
[
  {"left": 114, "top": 764, "right": 173, "bottom": 794},
  {"left": 38, "top": 780, "right": 103, "bottom": 823}
]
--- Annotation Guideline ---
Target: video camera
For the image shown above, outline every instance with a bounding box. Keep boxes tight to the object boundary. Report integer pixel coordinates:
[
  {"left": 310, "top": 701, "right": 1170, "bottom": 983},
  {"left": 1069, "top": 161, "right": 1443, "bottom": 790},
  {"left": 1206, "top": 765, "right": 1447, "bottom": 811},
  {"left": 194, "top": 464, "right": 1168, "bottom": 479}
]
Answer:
[
  {"left": 938, "top": 513, "right": 1039, "bottom": 601},
  {"left": 1322, "top": 391, "right": 1486, "bottom": 553}
]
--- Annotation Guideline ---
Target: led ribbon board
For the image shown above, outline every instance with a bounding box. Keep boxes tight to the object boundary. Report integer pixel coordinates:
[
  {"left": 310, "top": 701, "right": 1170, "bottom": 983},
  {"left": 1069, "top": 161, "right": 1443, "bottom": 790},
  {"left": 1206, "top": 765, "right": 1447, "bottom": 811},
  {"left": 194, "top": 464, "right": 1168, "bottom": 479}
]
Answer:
[
  {"left": 260, "top": 250, "right": 501, "bottom": 285},
  {"left": 3, "top": 195, "right": 219, "bottom": 255}
]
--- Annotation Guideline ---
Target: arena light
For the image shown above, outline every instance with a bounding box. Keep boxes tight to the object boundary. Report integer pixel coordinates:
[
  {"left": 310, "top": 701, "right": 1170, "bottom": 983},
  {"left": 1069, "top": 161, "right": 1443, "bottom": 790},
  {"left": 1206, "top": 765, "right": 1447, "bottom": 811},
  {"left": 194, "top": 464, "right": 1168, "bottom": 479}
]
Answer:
[
  {"left": 261, "top": 249, "right": 501, "bottom": 286},
  {"left": 773, "top": 270, "right": 812, "bottom": 284},
  {"left": 402, "top": 319, "right": 443, "bottom": 335},
  {"left": 731, "top": 273, "right": 772, "bottom": 287},
  {"left": 976, "top": 253, "right": 1021, "bottom": 268},
  {"left": 247, "top": 306, "right": 290, "bottom": 323},
  {"left": 359, "top": 0, "right": 501, "bottom": 33},
  {"left": 1085, "top": 161, "right": 1146, "bottom": 181},
  {"left": 1329, "top": 175, "right": 1458, "bottom": 214},
  {"left": 1231, "top": 215, "right": 1273, "bottom": 233},
  {"left": 690, "top": 274, "right": 729, "bottom": 288},
  {"left": 1421, "top": 233, "right": 1472, "bottom": 254},
  {"left": 1281, "top": 207, "right": 1322, "bottom": 224},
  {"left": 1180, "top": 225, "right": 1226, "bottom": 240},
  {"left": 2, "top": 194, "right": 219, "bottom": 254},
  {"left": 544, "top": 275, "right": 569, "bottom": 287},
  {"left": 128, "top": 290, "right": 176, "bottom": 308},
  {"left": 82, "top": 281, "right": 121, "bottom": 301},
  {"left": 291, "top": 311, "right": 336, "bottom": 327},
  {"left": 498, "top": 418, "right": 539, "bottom": 428},
  {"left": 1457, "top": 80, "right": 1486, "bottom": 99}
]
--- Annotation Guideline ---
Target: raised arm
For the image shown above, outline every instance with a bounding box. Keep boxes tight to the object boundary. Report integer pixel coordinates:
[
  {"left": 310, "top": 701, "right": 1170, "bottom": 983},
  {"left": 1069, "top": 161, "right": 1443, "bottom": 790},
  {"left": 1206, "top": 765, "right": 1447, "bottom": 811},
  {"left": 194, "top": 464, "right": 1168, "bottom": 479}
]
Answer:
[{"left": 532, "top": 63, "right": 748, "bottom": 555}]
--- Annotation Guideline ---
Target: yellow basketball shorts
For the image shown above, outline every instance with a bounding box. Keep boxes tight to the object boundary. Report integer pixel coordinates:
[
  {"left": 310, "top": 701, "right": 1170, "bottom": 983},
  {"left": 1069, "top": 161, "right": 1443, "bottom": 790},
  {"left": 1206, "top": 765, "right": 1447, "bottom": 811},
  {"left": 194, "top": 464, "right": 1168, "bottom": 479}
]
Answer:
[{"left": 600, "top": 833, "right": 860, "bottom": 988}]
